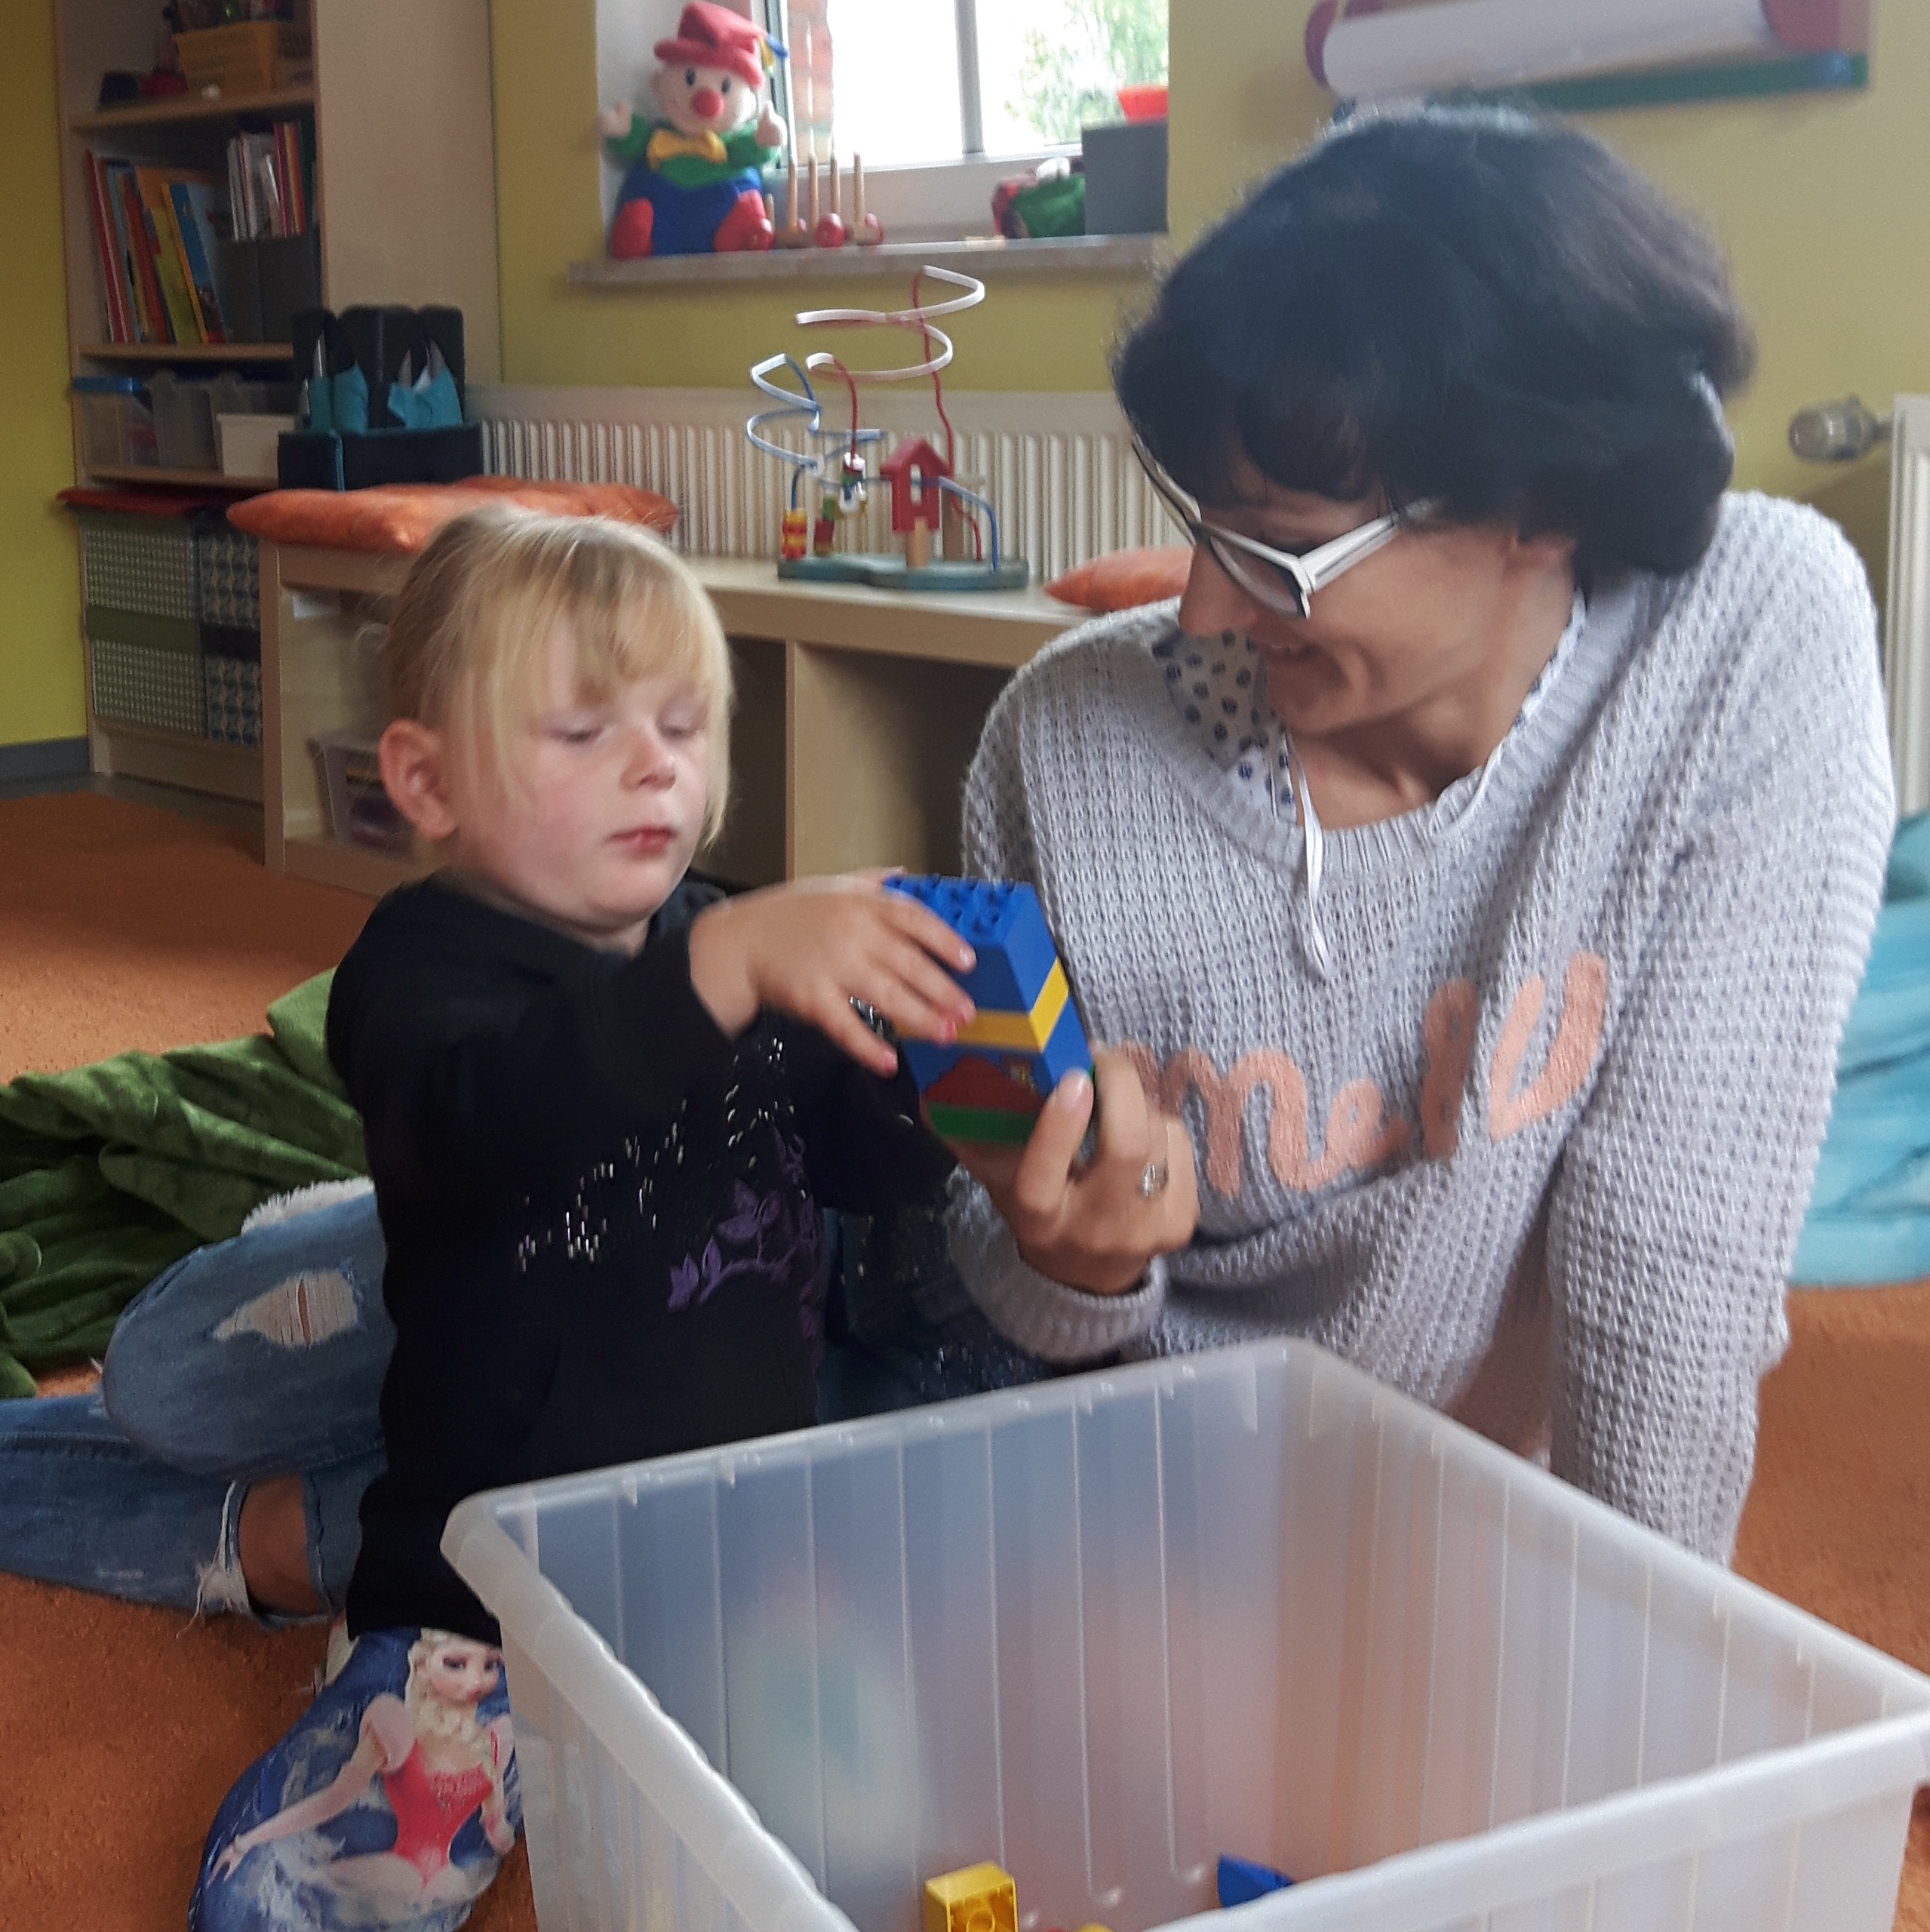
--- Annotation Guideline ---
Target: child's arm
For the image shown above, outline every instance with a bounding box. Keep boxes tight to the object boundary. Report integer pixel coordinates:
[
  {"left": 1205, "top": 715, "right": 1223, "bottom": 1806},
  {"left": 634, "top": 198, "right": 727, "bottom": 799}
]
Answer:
[{"left": 687, "top": 874, "right": 976, "bottom": 1076}]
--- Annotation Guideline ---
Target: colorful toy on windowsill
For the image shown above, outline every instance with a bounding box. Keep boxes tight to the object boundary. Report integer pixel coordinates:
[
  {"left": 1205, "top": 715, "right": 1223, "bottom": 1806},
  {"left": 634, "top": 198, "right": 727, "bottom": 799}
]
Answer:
[
  {"left": 884, "top": 876, "right": 1091, "bottom": 1145},
  {"left": 598, "top": 2, "right": 787, "bottom": 259},
  {"left": 745, "top": 267, "right": 1029, "bottom": 592}
]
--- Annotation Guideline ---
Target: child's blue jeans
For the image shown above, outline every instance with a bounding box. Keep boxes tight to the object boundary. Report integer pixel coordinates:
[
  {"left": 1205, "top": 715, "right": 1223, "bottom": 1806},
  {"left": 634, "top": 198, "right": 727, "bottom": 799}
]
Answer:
[
  {"left": 0, "top": 1189, "right": 390, "bottom": 1617},
  {"left": 0, "top": 1189, "right": 1054, "bottom": 1620}
]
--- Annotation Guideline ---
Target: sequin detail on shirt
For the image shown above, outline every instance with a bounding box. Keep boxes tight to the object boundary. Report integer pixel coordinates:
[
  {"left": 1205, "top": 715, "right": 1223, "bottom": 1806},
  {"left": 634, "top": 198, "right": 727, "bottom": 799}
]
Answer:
[{"left": 509, "top": 1027, "right": 825, "bottom": 1349}]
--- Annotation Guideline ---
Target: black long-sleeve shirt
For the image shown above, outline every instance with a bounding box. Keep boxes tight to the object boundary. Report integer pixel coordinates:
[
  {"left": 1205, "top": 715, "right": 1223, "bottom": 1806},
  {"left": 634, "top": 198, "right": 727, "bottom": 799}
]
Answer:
[{"left": 327, "top": 875, "right": 952, "bottom": 1639}]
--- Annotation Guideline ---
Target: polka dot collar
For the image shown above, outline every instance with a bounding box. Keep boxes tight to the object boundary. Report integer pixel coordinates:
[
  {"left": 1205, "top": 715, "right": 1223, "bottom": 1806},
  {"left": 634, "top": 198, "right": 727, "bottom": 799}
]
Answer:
[{"left": 1149, "top": 629, "right": 1295, "bottom": 815}]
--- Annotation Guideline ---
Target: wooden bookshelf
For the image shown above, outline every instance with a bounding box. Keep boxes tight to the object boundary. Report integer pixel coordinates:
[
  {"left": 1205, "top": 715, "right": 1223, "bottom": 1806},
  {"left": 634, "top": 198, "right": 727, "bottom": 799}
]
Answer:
[
  {"left": 69, "top": 86, "right": 315, "bottom": 134},
  {"left": 78, "top": 342, "right": 294, "bottom": 365},
  {"left": 54, "top": 0, "right": 502, "bottom": 804},
  {"left": 88, "top": 464, "right": 276, "bottom": 491}
]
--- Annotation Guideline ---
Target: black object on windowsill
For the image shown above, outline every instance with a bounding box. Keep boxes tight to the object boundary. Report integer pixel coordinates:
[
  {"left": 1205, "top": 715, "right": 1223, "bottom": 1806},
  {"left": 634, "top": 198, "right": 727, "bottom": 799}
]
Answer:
[{"left": 277, "top": 303, "right": 485, "bottom": 491}]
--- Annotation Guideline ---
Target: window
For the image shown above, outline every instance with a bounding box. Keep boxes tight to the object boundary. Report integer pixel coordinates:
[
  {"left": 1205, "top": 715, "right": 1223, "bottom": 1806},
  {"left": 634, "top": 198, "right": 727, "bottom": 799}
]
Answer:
[
  {"left": 772, "top": 0, "right": 1167, "bottom": 234},
  {"left": 594, "top": 0, "right": 1166, "bottom": 245}
]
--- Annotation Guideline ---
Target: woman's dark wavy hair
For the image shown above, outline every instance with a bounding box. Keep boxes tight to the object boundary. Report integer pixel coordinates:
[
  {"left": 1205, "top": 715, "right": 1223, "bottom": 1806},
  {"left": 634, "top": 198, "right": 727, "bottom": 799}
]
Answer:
[{"left": 1113, "top": 106, "right": 1755, "bottom": 577}]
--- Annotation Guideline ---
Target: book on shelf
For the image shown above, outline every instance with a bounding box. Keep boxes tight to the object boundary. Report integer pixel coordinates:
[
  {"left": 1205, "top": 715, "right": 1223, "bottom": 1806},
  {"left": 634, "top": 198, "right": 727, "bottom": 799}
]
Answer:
[
  {"left": 168, "top": 176, "right": 229, "bottom": 343},
  {"left": 112, "top": 164, "right": 169, "bottom": 343},
  {"left": 81, "top": 152, "right": 131, "bottom": 344},
  {"left": 134, "top": 167, "right": 204, "bottom": 344},
  {"left": 81, "top": 125, "right": 311, "bottom": 348},
  {"left": 226, "top": 122, "right": 312, "bottom": 241}
]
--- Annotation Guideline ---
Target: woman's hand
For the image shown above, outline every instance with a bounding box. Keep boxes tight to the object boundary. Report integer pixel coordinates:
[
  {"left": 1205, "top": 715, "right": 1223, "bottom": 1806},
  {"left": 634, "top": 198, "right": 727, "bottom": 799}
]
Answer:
[
  {"left": 947, "top": 1048, "right": 1198, "bottom": 1294},
  {"left": 688, "top": 875, "right": 978, "bottom": 1078}
]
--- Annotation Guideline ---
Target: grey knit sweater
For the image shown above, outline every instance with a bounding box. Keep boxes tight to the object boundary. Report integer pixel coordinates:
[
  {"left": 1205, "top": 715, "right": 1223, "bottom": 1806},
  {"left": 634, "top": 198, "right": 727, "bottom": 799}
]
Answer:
[{"left": 948, "top": 493, "right": 1894, "bottom": 1559}]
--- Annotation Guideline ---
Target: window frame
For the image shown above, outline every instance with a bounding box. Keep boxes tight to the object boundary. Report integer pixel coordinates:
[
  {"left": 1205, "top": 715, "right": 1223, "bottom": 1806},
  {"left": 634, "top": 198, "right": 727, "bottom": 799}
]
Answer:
[{"left": 758, "top": 0, "right": 1107, "bottom": 239}]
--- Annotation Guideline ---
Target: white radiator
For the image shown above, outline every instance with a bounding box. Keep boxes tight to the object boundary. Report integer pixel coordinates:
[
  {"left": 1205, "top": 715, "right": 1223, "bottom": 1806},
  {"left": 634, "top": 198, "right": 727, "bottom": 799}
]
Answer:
[
  {"left": 464, "top": 384, "right": 1179, "bottom": 584},
  {"left": 1887, "top": 395, "right": 1930, "bottom": 818}
]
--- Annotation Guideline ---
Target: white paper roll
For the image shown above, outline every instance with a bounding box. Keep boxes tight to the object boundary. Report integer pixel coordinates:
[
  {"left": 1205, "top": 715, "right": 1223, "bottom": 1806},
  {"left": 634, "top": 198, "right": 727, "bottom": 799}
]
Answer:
[{"left": 1319, "top": 0, "right": 1779, "bottom": 100}]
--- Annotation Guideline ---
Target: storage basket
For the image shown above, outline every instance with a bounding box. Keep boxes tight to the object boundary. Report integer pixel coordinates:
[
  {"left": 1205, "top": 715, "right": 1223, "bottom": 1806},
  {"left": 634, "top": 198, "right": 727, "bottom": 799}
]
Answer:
[
  {"left": 204, "top": 654, "right": 262, "bottom": 748},
  {"left": 89, "top": 636, "right": 204, "bottom": 738},
  {"left": 195, "top": 524, "right": 261, "bottom": 630},
  {"left": 174, "top": 20, "right": 312, "bottom": 94},
  {"left": 446, "top": 1340, "right": 1930, "bottom": 1932},
  {"left": 77, "top": 511, "right": 200, "bottom": 622}
]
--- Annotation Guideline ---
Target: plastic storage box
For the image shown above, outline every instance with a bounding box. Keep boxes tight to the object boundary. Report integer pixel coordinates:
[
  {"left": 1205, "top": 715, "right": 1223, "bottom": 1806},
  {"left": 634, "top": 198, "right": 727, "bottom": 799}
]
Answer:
[
  {"left": 447, "top": 1341, "right": 1930, "bottom": 1932},
  {"left": 217, "top": 412, "right": 297, "bottom": 479},
  {"left": 72, "top": 375, "right": 158, "bottom": 470},
  {"left": 310, "top": 731, "right": 408, "bottom": 851},
  {"left": 149, "top": 372, "right": 268, "bottom": 474}
]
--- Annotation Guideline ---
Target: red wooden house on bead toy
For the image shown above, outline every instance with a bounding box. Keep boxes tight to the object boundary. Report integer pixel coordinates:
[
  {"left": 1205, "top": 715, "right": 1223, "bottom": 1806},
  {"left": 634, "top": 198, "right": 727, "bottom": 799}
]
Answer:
[{"left": 879, "top": 436, "right": 951, "bottom": 571}]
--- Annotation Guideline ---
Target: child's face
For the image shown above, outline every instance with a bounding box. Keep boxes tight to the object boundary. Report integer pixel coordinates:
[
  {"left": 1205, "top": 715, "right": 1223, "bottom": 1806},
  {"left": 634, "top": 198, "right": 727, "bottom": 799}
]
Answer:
[{"left": 447, "top": 620, "right": 714, "bottom": 953}]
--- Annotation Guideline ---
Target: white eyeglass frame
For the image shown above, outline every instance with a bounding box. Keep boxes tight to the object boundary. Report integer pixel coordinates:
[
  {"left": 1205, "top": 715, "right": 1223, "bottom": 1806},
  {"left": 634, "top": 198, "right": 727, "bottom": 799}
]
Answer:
[{"left": 1132, "top": 434, "right": 1436, "bottom": 619}]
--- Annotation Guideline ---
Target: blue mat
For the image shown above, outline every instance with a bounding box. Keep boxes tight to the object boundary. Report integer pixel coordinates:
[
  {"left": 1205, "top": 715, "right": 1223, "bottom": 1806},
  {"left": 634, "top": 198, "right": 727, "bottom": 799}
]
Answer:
[{"left": 1790, "top": 811, "right": 1930, "bottom": 1284}]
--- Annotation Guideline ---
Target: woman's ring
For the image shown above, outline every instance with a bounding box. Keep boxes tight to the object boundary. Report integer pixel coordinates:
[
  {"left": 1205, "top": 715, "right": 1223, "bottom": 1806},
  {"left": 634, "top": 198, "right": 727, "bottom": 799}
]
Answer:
[{"left": 1139, "top": 1158, "right": 1169, "bottom": 1200}]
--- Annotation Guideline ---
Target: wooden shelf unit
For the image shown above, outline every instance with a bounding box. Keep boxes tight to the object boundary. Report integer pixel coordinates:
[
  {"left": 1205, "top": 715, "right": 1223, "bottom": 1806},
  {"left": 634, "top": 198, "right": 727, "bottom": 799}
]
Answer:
[
  {"left": 261, "top": 546, "right": 1076, "bottom": 897},
  {"left": 54, "top": 0, "right": 502, "bottom": 804},
  {"left": 87, "top": 464, "right": 277, "bottom": 491},
  {"left": 78, "top": 342, "right": 297, "bottom": 365},
  {"left": 69, "top": 85, "right": 316, "bottom": 134}
]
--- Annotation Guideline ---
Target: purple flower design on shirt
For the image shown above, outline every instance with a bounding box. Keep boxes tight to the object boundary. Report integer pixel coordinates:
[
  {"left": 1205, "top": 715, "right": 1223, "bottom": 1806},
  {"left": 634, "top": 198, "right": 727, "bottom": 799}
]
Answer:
[{"left": 667, "top": 1179, "right": 816, "bottom": 1313}]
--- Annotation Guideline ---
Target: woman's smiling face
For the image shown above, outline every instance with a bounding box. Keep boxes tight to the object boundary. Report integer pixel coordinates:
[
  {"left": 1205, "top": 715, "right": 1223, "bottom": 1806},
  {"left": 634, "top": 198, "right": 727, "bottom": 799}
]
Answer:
[{"left": 1174, "top": 452, "right": 1570, "bottom": 745}]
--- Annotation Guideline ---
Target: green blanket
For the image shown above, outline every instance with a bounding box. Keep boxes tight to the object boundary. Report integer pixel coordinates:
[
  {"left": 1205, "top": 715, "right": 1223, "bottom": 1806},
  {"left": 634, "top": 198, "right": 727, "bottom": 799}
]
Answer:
[{"left": 0, "top": 973, "right": 367, "bottom": 1398}]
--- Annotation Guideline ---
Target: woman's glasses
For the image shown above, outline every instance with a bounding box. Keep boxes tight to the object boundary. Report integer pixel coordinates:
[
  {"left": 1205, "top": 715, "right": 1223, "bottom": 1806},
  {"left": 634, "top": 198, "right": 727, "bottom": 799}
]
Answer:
[{"left": 1132, "top": 435, "right": 1434, "bottom": 620}]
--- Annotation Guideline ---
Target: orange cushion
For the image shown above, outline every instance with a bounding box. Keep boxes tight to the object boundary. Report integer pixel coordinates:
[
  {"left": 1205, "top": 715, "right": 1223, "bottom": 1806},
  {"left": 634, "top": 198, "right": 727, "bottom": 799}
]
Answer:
[
  {"left": 226, "top": 478, "right": 679, "bottom": 555},
  {"left": 1045, "top": 545, "right": 1191, "bottom": 613}
]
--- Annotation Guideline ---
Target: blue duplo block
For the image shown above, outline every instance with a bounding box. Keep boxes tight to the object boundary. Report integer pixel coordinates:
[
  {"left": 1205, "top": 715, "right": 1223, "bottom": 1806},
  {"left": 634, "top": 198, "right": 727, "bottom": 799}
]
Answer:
[
  {"left": 1034, "top": 992, "right": 1090, "bottom": 1092},
  {"left": 884, "top": 875, "right": 1060, "bottom": 1013},
  {"left": 1216, "top": 1856, "right": 1293, "bottom": 1908}
]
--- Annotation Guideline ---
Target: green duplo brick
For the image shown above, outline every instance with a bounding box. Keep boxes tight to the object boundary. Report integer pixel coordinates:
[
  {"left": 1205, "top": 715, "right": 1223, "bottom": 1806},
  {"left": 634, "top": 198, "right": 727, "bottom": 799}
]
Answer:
[{"left": 926, "top": 1103, "right": 1037, "bottom": 1146}]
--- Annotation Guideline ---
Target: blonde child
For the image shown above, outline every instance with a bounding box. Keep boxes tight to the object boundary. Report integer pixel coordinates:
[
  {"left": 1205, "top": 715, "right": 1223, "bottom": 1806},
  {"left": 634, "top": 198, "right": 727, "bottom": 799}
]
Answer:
[{"left": 192, "top": 507, "right": 979, "bottom": 1931}]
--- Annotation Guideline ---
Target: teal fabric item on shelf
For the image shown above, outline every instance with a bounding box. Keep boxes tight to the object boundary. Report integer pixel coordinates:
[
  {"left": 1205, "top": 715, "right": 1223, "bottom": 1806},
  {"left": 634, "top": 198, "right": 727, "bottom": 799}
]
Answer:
[
  {"left": 333, "top": 365, "right": 371, "bottom": 435},
  {"left": 387, "top": 367, "right": 462, "bottom": 429},
  {"left": 1791, "top": 810, "right": 1930, "bottom": 1285},
  {"left": 302, "top": 367, "right": 370, "bottom": 435},
  {"left": 305, "top": 370, "right": 332, "bottom": 435}
]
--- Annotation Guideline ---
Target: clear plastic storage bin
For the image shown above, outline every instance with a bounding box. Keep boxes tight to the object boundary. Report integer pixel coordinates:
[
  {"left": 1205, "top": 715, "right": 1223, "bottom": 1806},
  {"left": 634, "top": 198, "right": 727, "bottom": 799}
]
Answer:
[
  {"left": 310, "top": 730, "right": 409, "bottom": 851},
  {"left": 149, "top": 372, "right": 269, "bottom": 472},
  {"left": 447, "top": 1341, "right": 1930, "bottom": 1932},
  {"left": 72, "top": 375, "right": 158, "bottom": 470}
]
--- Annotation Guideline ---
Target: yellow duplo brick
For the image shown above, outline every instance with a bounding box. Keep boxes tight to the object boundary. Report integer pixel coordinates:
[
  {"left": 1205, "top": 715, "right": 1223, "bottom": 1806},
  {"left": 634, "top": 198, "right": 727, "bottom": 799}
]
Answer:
[
  {"left": 954, "top": 959, "right": 1068, "bottom": 1051},
  {"left": 923, "top": 1863, "right": 1017, "bottom": 1932}
]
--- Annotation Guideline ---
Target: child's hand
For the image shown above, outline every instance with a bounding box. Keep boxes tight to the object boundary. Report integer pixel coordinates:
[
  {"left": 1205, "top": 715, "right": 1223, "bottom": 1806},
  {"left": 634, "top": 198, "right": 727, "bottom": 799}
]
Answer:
[
  {"left": 945, "top": 1048, "right": 1199, "bottom": 1294},
  {"left": 688, "top": 875, "right": 978, "bottom": 1077}
]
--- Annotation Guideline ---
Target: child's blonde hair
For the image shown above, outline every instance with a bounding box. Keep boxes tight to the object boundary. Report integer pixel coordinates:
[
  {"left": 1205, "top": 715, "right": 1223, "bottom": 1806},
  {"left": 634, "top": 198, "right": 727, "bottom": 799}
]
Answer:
[{"left": 383, "top": 506, "right": 733, "bottom": 846}]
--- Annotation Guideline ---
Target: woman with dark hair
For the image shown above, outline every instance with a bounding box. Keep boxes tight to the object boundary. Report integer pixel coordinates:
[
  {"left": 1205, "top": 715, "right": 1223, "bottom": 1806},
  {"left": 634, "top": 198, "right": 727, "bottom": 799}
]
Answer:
[{"left": 942, "top": 108, "right": 1894, "bottom": 1560}]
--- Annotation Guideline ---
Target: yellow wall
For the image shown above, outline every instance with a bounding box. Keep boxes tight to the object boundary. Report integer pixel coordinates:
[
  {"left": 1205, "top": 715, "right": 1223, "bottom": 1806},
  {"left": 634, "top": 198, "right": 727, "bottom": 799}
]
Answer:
[
  {"left": 1168, "top": 0, "right": 1928, "bottom": 580},
  {"left": 0, "top": 5, "right": 81, "bottom": 748},
  {"left": 492, "top": 0, "right": 1926, "bottom": 578},
  {"left": 489, "top": 0, "right": 1143, "bottom": 392}
]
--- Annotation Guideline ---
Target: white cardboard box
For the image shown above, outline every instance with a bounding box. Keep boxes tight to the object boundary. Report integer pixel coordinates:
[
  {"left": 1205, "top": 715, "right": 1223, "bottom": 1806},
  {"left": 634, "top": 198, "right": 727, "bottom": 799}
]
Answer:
[
  {"left": 446, "top": 1340, "right": 1930, "bottom": 1932},
  {"left": 216, "top": 412, "right": 295, "bottom": 481}
]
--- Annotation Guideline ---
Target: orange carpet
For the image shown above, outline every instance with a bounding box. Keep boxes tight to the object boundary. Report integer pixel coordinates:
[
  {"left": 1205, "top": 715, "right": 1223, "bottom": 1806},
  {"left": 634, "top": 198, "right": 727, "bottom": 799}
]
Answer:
[{"left": 0, "top": 789, "right": 1924, "bottom": 1930}]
